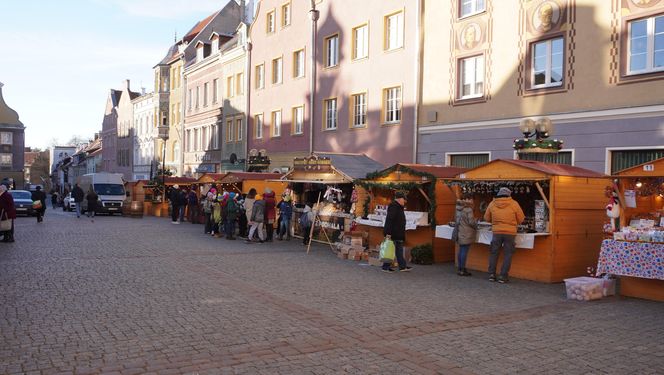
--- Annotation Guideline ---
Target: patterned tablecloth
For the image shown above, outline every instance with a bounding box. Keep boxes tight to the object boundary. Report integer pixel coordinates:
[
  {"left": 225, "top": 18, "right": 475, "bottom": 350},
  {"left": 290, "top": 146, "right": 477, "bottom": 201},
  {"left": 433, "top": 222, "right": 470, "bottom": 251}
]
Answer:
[{"left": 596, "top": 239, "right": 664, "bottom": 280}]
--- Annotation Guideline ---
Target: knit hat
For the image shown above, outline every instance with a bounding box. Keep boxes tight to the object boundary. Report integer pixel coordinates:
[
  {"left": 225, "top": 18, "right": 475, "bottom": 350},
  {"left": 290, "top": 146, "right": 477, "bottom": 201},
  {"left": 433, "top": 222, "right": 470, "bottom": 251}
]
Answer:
[
  {"left": 230, "top": 192, "right": 236, "bottom": 199},
  {"left": 497, "top": 187, "right": 512, "bottom": 197}
]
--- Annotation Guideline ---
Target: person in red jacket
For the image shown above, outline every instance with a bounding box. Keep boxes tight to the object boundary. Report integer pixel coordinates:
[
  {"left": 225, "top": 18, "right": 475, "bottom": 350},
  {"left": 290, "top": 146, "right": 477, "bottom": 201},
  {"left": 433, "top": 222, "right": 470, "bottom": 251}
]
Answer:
[
  {"left": 483, "top": 187, "right": 525, "bottom": 283},
  {"left": 0, "top": 185, "right": 17, "bottom": 242},
  {"left": 263, "top": 188, "right": 276, "bottom": 242}
]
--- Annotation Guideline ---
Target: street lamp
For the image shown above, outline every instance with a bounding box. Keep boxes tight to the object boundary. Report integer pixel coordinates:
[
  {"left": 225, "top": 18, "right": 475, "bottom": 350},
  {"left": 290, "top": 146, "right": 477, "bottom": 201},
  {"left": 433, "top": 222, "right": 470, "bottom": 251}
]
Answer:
[
  {"left": 513, "top": 117, "right": 563, "bottom": 153},
  {"left": 158, "top": 114, "right": 169, "bottom": 200}
]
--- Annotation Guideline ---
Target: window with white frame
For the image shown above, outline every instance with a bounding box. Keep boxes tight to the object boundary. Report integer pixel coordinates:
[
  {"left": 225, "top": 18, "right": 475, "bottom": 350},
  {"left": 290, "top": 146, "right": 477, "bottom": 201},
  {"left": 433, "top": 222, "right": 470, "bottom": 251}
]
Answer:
[
  {"left": 227, "top": 76, "right": 235, "bottom": 97},
  {"left": 325, "top": 35, "right": 339, "bottom": 68},
  {"left": 185, "top": 130, "right": 191, "bottom": 151},
  {"left": 294, "top": 49, "right": 305, "bottom": 78},
  {"left": 627, "top": 15, "right": 664, "bottom": 74},
  {"left": 272, "top": 110, "right": 282, "bottom": 137},
  {"left": 267, "top": 10, "right": 276, "bottom": 33},
  {"left": 293, "top": 106, "right": 304, "bottom": 134},
  {"left": 1, "top": 132, "right": 13, "bottom": 145},
  {"left": 256, "top": 64, "right": 265, "bottom": 89},
  {"left": 213, "top": 78, "right": 219, "bottom": 103},
  {"left": 202, "top": 126, "right": 208, "bottom": 150},
  {"left": 188, "top": 89, "right": 192, "bottom": 111},
  {"left": 236, "top": 73, "right": 244, "bottom": 95},
  {"left": 0, "top": 153, "right": 11, "bottom": 166},
  {"left": 211, "top": 37, "right": 219, "bottom": 52},
  {"left": 324, "top": 98, "right": 338, "bottom": 130},
  {"left": 211, "top": 124, "right": 218, "bottom": 149},
  {"left": 194, "top": 128, "right": 199, "bottom": 151},
  {"left": 351, "top": 93, "right": 367, "bottom": 127},
  {"left": 611, "top": 149, "right": 664, "bottom": 174},
  {"left": 353, "top": 24, "right": 369, "bottom": 60},
  {"left": 203, "top": 82, "right": 209, "bottom": 107},
  {"left": 195, "top": 86, "right": 200, "bottom": 109},
  {"left": 384, "top": 86, "right": 401, "bottom": 124},
  {"left": 448, "top": 153, "right": 489, "bottom": 168},
  {"left": 272, "top": 57, "right": 283, "bottom": 84},
  {"left": 531, "top": 37, "right": 564, "bottom": 88},
  {"left": 282, "top": 3, "right": 291, "bottom": 27},
  {"left": 518, "top": 151, "right": 572, "bottom": 165},
  {"left": 236, "top": 118, "right": 243, "bottom": 141},
  {"left": 255, "top": 114, "right": 263, "bottom": 139},
  {"left": 385, "top": 11, "right": 404, "bottom": 50},
  {"left": 459, "top": 55, "right": 484, "bottom": 99},
  {"left": 226, "top": 119, "right": 234, "bottom": 142},
  {"left": 196, "top": 47, "right": 204, "bottom": 62},
  {"left": 173, "top": 141, "right": 180, "bottom": 162},
  {"left": 460, "top": 0, "right": 486, "bottom": 18}
]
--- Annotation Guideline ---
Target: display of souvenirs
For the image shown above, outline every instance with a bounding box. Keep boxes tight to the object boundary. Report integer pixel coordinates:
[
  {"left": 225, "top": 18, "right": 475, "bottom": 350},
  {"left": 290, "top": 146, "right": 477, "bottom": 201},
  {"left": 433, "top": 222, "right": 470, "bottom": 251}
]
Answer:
[
  {"left": 361, "top": 205, "right": 427, "bottom": 230},
  {"left": 613, "top": 226, "right": 664, "bottom": 243}
]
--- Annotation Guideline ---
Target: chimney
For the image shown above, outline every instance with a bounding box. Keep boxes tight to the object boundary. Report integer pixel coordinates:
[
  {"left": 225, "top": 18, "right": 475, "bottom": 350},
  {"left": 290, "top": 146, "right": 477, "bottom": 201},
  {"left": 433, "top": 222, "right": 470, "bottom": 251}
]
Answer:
[{"left": 124, "top": 79, "right": 131, "bottom": 90}]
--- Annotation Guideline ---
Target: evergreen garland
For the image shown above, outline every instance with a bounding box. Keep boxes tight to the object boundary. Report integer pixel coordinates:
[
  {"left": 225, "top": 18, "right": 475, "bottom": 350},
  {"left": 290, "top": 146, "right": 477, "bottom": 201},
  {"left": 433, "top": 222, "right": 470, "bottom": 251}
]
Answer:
[{"left": 357, "top": 164, "right": 439, "bottom": 226}]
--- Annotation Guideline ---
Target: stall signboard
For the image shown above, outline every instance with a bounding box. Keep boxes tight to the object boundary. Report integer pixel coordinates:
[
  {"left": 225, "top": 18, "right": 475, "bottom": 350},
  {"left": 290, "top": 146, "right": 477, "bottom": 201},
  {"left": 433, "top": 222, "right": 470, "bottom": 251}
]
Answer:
[{"left": 293, "top": 155, "right": 332, "bottom": 173}]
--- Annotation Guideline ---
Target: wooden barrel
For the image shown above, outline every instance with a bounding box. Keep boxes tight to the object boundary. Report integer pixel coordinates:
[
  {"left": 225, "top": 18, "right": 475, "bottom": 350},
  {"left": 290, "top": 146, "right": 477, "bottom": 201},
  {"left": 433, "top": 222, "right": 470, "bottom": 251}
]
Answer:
[{"left": 129, "top": 201, "right": 144, "bottom": 218}]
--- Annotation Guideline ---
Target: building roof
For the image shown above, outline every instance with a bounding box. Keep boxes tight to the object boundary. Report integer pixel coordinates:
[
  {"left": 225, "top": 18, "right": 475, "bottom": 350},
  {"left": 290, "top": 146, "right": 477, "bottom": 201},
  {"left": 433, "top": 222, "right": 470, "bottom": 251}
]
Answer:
[
  {"left": 183, "top": 10, "right": 220, "bottom": 43},
  {"left": 0, "top": 83, "right": 24, "bottom": 127},
  {"left": 110, "top": 89, "right": 122, "bottom": 107},
  {"left": 395, "top": 164, "right": 468, "bottom": 179},
  {"left": 315, "top": 153, "right": 384, "bottom": 180},
  {"left": 479, "top": 159, "right": 606, "bottom": 178}
]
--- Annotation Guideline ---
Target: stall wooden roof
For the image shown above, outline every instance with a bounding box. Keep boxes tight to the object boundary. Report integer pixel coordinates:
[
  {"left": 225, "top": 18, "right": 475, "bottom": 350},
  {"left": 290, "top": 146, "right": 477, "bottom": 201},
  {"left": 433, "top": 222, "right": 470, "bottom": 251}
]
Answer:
[
  {"left": 458, "top": 159, "right": 606, "bottom": 180},
  {"left": 197, "top": 173, "right": 227, "bottom": 183},
  {"left": 280, "top": 153, "right": 384, "bottom": 183},
  {"left": 393, "top": 164, "right": 467, "bottom": 179},
  {"left": 219, "top": 172, "right": 283, "bottom": 184},
  {"left": 613, "top": 156, "right": 664, "bottom": 177},
  {"left": 164, "top": 176, "right": 197, "bottom": 186}
]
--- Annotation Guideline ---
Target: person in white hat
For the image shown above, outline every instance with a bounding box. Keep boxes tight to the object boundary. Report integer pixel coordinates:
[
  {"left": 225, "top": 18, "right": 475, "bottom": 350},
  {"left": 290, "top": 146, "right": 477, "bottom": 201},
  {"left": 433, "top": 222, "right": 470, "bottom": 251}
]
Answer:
[{"left": 483, "top": 187, "right": 525, "bottom": 283}]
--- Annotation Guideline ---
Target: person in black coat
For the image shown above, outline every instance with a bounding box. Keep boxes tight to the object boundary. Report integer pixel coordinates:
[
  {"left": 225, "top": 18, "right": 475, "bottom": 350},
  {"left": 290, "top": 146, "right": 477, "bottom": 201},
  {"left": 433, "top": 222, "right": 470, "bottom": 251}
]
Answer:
[
  {"left": 381, "top": 191, "right": 412, "bottom": 273},
  {"left": 72, "top": 183, "right": 84, "bottom": 218},
  {"left": 86, "top": 187, "right": 98, "bottom": 221},
  {"left": 31, "top": 186, "right": 47, "bottom": 223},
  {"left": 169, "top": 185, "right": 183, "bottom": 224}
]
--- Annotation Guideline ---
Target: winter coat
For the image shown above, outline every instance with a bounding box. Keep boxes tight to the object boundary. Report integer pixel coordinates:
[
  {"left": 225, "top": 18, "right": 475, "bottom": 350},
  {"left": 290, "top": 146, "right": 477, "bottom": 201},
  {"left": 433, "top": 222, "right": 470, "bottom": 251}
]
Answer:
[
  {"left": 454, "top": 200, "right": 477, "bottom": 245},
  {"left": 0, "top": 192, "right": 16, "bottom": 220},
  {"left": 31, "top": 190, "right": 46, "bottom": 210},
  {"left": 225, "top": 199, "right": 239, "bottom": 221},
  {"left": 169, "top": 189, "right": 182, "bottom": 206},
  {"left": 187, "top": 191, "right": 198, "bottom": 206},
  {"left": 202, "top": 198, "right": 213, "bottom": 214},
  {"left": 383, "top": 200, "right": 406, "bottom": 242},
  {"left": 72, "top": 186, "right": 84, "bottom": 202},
  {"left": 277, "top": 200, "right": 293, "bottom": 220},
  {"left": 86, "top": 191, "right": 99, "bottom": 212},
  {"left": 263, "top": 192, "right": 276, "bottom": 221},
  {"left": 251, "top": 200, "right": 265, "bottom": 223},
  {"left": 483, "top": 197, "right": 525, "bottom": 235},
  {"left": 212, "top": 201, "right": 222, "bottom": 223},
  {"left": 244, "top": 197, "right": 255, "bottom": 222}
]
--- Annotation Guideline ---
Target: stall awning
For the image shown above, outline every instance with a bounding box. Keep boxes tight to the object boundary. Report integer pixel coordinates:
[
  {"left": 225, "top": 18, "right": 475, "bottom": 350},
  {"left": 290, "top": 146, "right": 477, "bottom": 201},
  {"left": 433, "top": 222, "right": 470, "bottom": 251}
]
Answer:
[
  {"left": 219, "top": 172, "right": 283, "bottom": 184},
  {"left": 279, "top": 153, "right": 384, "bottom": 184}
]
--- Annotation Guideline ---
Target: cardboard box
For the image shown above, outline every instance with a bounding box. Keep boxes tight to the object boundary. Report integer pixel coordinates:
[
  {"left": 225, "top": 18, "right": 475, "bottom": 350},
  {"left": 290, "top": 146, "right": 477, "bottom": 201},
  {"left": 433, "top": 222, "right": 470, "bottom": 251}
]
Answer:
[{"left": 337, "top": 252, "right": 348, "bottom": 260}]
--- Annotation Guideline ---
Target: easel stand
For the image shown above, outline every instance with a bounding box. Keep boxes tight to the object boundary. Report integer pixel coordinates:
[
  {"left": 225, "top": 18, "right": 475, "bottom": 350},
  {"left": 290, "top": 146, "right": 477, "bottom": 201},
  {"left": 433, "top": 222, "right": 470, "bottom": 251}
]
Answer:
[{"left": 306, "top": 192, "right": 336, "bottom": 254}]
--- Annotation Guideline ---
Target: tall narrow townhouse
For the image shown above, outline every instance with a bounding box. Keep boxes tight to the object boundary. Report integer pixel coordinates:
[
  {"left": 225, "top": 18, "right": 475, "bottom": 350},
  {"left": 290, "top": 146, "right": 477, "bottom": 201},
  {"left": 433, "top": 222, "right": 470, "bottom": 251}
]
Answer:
[
  {"left": 116, "top": 80, "right": 140, "bottom": 181},
  {"left": 182, "top": 1, "right": 243, "bottom": 176},
  {"left": 131, "top": 91, "right": 155, "bottom": 181},
  {"left": 313, "top": 0, "right": 419, "bottom": 166},
  {"left": 418, "top": 0, "right": 664, "bottom": 174},
  {"left": 220, "top": 22, "right": 250, "bottom": 171},
  {"left": 248, "top": 0, "right": 312, "bottom": 170},
  {"left": 100, "top": 89, "right": 121, "bottom": 173}
]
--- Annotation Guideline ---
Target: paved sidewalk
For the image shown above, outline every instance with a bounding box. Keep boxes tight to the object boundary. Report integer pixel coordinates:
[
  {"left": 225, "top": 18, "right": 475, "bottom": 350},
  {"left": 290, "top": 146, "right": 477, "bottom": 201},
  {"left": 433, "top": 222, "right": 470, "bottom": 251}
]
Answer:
[{"left": 0, "top": 210, "right": 662, "bottom": 374}]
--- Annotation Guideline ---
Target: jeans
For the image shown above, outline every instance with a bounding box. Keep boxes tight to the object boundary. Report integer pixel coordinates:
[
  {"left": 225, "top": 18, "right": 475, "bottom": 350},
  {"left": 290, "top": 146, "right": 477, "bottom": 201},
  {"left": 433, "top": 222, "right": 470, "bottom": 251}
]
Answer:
[
  {"left": 488, "top": 233, "right": 516, "bottom": 277},
  {"left": 75, "top": 203, "right": 82, "bottom": 218},
  {"left": 382, "top": 240, "right": 407, "bottom": 270},
  {"left": 279, "top": 218, "right": 291, "bottom": 238},
  {"left": 457, "top": 244, "right": 471, "bottom": 270},
  {"left": 179, "top": 205, "right": 185, "bottom": 222},
  {"left": 248, "top": 222, "right": 265, "bottom": 241},
  {"left": 204, "top": 213, "right": 212, "bottom": 233},
  {"left": 188, "top": 204, "right": 198, "bottom": 224}
]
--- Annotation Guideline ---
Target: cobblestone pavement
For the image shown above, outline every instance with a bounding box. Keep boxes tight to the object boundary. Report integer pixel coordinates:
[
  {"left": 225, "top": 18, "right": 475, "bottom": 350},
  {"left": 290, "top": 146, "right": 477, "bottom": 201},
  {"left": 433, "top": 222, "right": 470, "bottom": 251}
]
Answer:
[{"left": 1, "top": 209, "right": 662, "bottom": 375}]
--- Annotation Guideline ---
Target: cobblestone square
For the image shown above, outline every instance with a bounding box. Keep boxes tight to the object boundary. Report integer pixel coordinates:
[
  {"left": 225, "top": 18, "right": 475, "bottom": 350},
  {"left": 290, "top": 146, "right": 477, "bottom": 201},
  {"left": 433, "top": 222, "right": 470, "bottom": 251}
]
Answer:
[{"left": 1, "top": 211, "right": 662, "bottom": 374}]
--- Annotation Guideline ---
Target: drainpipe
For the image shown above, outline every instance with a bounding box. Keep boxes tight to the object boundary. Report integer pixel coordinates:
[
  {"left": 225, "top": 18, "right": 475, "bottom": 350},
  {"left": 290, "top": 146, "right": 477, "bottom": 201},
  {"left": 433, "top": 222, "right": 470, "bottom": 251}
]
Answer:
[
  {"left": 413, "top": 0, "right": 423, "bottom": 164},
  {"left": 180, "top": 64, "right": 186, "bottom": 176},
  {"left": 309, "top": 0, "right": 319, "bottom": 155},
  {"left": 245, "top": 37, "right": 252, "bottom": 171}
]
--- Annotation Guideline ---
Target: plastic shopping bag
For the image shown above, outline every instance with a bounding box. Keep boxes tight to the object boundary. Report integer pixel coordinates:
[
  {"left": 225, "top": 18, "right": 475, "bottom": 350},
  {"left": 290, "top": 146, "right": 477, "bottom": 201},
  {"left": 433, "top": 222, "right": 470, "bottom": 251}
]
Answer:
[{"left": 379, "top": 238, "right": 396, "bottom": 263}]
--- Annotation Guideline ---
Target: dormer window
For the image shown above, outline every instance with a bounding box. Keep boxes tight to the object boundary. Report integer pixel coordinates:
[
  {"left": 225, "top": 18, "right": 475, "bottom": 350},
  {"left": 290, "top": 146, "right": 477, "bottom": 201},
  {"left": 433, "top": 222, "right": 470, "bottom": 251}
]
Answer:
[
  {"left": 195, "top": 41, "right": 207, "bottom": 62},
  {"left": 210, "top": 32, "right": 220, "bottom": 52}
]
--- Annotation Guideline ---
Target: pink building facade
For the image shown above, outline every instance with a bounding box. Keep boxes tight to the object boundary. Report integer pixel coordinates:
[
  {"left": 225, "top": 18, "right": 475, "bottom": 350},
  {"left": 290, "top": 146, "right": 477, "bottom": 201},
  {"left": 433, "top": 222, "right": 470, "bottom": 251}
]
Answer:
[{"left": 249, "top": 0, "right": 418, "bottom": 170}]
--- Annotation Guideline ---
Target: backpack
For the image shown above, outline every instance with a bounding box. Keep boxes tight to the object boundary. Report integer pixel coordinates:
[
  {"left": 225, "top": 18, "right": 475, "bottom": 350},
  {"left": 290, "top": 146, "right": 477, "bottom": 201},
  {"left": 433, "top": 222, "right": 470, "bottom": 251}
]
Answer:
[{"left": 299, "top": 212, "right": 310, "bottom": 227}]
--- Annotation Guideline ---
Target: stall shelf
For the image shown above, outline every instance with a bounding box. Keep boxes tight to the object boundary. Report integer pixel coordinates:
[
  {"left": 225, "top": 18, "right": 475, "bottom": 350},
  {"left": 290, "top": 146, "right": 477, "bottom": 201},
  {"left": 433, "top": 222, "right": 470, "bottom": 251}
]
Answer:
[
  {"left": 599, "top": 157, "right": 664, "bottom": 301},
  {"left": 437, "top": 159, "right": 609, "bottom": 283},
  {"left": 279, "top": 153, "right": 384, "bottom": 244},
  {"left": 355, "top": 163, "right": 466, "bottom": 263}
]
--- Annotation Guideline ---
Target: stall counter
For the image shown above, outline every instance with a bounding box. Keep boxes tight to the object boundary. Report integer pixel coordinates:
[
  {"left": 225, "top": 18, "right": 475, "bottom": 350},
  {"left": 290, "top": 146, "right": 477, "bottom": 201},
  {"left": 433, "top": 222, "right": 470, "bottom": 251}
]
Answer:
[{"left": 435, "top": 225, "right": 549, "bottom": 249}]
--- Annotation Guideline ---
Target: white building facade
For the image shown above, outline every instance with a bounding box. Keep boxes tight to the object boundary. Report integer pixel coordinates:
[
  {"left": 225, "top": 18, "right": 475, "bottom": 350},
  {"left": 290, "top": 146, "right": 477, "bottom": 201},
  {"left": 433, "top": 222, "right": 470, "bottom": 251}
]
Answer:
[{"left": 132, "top": 92, "right": 156, "bottom": 180}]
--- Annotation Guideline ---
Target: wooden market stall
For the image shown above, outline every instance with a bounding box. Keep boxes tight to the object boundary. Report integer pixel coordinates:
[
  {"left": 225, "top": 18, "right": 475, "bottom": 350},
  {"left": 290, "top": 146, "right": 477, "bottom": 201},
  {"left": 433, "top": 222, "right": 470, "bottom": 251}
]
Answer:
[
  {"left": 218, "top": 172, "right": 285, "bottom": 196},
  {"left": 143, "top": 176, "right": 197, "bottom": 217},
  {"left": 596, "top": 157, "right": 664, "bottom": 301},
  {"left": 436, "top": 159, "right": 610, "bottom": 283},
  {"left": 355, "top": 164, "right": 467, "bottom": 263},
  {"left": 281, "top": 153, "right": 384, "bottom": 244}
]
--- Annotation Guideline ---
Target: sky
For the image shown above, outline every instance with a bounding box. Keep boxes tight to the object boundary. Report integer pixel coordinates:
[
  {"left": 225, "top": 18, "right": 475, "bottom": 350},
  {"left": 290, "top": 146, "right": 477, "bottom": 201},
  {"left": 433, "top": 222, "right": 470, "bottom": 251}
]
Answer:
[{"left": 0, "top": 0, "right": 233, "bottom": 150}]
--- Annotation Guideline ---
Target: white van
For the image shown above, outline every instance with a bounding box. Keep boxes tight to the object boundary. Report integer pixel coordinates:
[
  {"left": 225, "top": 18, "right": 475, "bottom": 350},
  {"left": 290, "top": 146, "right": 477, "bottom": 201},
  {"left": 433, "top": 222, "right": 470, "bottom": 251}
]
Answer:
[{"left": 77, "top": 173, "right": 126, "bottom": 214}]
